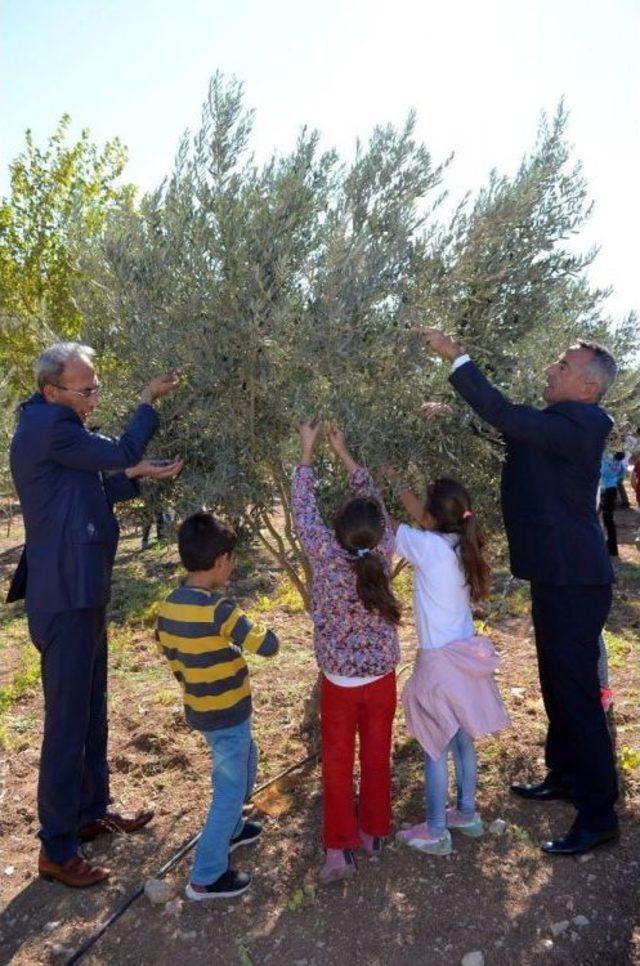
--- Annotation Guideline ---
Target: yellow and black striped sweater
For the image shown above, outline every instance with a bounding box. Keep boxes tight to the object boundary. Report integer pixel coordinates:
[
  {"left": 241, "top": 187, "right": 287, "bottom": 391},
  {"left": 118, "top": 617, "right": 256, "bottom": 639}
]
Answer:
[{"left": 156, "top": 584, "right": 279, "bottom": 731}]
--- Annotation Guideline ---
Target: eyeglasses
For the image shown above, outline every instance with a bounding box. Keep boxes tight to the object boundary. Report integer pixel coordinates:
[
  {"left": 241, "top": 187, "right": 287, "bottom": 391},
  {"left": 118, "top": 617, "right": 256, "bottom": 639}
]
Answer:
[{"left": 51, "top": 382, "right": 101, "bottom": 399}]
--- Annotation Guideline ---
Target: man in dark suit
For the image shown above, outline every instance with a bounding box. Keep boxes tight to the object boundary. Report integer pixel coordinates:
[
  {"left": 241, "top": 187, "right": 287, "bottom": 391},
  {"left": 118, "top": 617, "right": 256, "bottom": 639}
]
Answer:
[
  {"left": 417, "top": 327, "right": 619, "bottom": 856},
  {"left": 8, "top": 342, "right": 183, "bottom": 886}
]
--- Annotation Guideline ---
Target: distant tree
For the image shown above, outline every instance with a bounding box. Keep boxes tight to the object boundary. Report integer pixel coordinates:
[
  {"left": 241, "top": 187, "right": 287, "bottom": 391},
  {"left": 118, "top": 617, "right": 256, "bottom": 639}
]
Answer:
[
  {"left": 0, "top": 115, "right": 132, "bottom": 397},
  {"left": 0, "top": 117, "right": 135, "bottom": 498},
  {"left": 80, "top": 77, "right": 639, "bottom": 608}
]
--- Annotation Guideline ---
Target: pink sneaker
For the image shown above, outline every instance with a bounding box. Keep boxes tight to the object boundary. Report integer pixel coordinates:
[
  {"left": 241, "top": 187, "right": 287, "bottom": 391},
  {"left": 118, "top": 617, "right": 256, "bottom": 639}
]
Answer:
[
  {"left": 396, "top": 822, "right": 453, "bottom": 855},
  {"left": 318, "top": 849, "right": 357, "bottom": 885},
  {"left": 358, "top": 829, "right": 382, "bottom": 857},
  {"left": 445, "top": 808, "right": 485, "bottom": 838},
  {"left": 600, "top": 687, "right": 614, "bottom": 712}
]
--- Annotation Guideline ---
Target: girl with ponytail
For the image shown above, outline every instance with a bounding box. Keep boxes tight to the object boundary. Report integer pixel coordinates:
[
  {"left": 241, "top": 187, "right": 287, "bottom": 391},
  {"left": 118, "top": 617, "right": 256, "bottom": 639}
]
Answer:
[
  {"left": 291, "top": 422, "right": 400, "bottom": 885},
  {"left": 386, "top": 469, "right": 509, "bottom": 856}
]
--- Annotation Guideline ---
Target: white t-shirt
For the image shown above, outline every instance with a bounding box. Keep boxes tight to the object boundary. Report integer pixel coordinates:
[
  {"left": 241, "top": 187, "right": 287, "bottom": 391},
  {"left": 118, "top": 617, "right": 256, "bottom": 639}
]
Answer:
[{"left": 395, "top": 524, "right": 474, "bottom": 650}]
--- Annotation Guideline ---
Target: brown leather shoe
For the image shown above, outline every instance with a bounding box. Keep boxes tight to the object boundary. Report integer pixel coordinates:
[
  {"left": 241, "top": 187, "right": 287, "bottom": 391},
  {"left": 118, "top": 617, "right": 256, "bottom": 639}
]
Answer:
[
  {"left": 38, "top": 851, "right": 110, "bottom": 888},
  {"left": 78, "top": 808, "right": 155, "bottom": 842}
]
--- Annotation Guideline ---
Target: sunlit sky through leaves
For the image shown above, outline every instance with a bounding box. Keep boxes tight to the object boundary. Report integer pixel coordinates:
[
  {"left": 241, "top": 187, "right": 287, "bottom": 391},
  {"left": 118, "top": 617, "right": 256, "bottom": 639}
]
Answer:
[{"left": 2, "top": 0, "right": 638, "bottom": 320}]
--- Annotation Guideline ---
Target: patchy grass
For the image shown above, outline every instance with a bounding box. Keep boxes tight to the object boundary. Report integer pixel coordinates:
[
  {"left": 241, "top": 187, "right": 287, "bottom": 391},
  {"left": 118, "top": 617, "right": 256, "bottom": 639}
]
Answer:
[
  {"left": 0, "top": 605, "right": 30, "bottom": 661},
  {"left": 392, "top": 564, "right": 413, "bottom": 604},
  {"left": 0, "top": 647, "right": 40, "bottom": 713},
  {"left": 503, "top": 583, "right": 531, "bottom": 616},
  {"left": 620, "top": 745, "right": 640, "bottom": 774},
  {"left": 0, "top": 635, "right": 40, "bottom": 748},
  {"left": 484, "top": 578, "right": 531, "bottom": 621},
  {"left": 604, "top": 629, "right": 634, "bottom": 670},
  {"left": 254, "top": 575, "right": 306, "bottom": 615}
]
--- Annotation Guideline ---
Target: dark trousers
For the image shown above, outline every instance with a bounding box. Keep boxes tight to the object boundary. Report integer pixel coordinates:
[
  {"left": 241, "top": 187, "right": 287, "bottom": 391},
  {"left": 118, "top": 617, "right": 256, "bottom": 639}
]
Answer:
[
  {"left": 616, "top": 481, "right": 630, "bottom": 509},
  {"left": 28, "top": 608, "right": 109, "bottom": 862},
  {"left": 600, "top": 486, "right": 618, "bottom": 556},
  {"left": 530, "top": 583, "right": 618, "bottom": 831}
]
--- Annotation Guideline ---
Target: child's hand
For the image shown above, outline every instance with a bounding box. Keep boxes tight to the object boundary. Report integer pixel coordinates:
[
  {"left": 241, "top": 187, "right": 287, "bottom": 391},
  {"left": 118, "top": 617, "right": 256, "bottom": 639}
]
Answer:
[
  {"left": 327, "top": 425, "right": 348, "bottom": 458},
  {"left": 384, "top": 466, "right": 412, "bottom": 499},
  {"left": 327, "top": 425, "right": 358, "bottom": 474},
  {"left": 419, "top": 401, "right": 453, "bottom": 421},
  {"left": 383, "top": 466, "right": 402, "bottom": 484},
  {"left": 298, "top": 419, "right": 322, "bottom": 464}
]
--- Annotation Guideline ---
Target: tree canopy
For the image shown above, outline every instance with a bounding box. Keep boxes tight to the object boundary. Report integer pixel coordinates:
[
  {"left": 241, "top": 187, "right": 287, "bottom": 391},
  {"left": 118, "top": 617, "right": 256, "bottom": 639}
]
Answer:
[
  {"left": 2, "top": 77, "right": 638, "bottom": 600},
  {"left": 73, "top": 75, "right": 639, "bottom": 604}
]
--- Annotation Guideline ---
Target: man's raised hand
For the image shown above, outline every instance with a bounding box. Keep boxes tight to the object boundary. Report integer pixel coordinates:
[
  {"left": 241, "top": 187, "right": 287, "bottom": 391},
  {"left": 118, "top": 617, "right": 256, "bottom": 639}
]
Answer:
[
  {"left": 383, "top": 465, "right": 402, "bottom": 485},
  {"left": 140, "top": 372, "right": 181, "bottom": 405},
  {"left": 413, "top": 327, "right": 464, "bottom": 363},
  {"left": 419, "top": 401, "right": 454, "bottom": 421}
]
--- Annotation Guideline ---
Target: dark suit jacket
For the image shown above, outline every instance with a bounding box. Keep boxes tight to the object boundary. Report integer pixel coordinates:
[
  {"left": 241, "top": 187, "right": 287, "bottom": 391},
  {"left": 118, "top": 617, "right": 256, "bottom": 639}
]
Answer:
[
  {"left": 8, "top": 393, "right": 159, "bottom": 613},
  {"left": 450, "top": 361, "right": 614, "bottom": 585}
]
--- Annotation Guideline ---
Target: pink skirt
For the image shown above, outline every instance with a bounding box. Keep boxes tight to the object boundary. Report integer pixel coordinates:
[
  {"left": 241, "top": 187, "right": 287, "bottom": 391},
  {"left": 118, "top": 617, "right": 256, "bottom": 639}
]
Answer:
[{"left": 402, "top": 635, "right": 510, "bottom": 759}]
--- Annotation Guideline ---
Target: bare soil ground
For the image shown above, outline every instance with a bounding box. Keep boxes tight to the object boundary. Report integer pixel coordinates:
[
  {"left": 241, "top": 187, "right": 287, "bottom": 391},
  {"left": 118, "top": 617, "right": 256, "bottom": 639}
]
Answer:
[{"left": 1, "top": 501, "right": 639, "bottom": 966}]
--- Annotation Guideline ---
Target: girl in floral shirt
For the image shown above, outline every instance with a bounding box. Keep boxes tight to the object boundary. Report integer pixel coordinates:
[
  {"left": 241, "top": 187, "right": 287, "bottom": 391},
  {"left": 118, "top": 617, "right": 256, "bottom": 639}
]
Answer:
[{"left": 291, "top": 421, "right": 401, "bottom": 885}]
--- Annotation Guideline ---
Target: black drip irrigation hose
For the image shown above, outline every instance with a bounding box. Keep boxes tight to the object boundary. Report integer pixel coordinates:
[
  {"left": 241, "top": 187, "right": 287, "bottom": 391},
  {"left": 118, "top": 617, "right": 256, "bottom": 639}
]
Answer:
[{"left": 66, "top": 751, "right": 318, "bottom": 965}]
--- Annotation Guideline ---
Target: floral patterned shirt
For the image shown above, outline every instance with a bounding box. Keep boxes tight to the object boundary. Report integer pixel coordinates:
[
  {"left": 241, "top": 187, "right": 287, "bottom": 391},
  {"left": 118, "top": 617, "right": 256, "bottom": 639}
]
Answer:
[{"left": 291, "top": 464, "right": 400, "bottom": 677}]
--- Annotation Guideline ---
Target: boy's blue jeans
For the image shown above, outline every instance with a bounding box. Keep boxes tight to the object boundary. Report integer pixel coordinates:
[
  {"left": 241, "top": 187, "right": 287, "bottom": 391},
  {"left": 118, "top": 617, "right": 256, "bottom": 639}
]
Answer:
[
  {"left": 191, "top": 717, "right": 258, "bottom": 886},
  {"left": 424, "top": 729, "right": 477, "bottom": 834}
]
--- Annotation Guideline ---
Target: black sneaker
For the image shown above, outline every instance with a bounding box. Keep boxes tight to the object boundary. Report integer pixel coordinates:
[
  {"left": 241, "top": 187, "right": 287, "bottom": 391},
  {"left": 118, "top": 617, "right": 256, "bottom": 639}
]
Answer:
[
  {"left": 229, "top": 820, "right": 263, "bottom": 852},
  {"left": 185, "top": 869, "right": 251, "bottom": 901}
]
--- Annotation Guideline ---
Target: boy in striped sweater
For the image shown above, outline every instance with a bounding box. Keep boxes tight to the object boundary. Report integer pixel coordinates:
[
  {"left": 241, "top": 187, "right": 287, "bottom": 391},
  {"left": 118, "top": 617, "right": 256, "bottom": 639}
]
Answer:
[{"left": 157, "top": 512, "right": 279, "bottom": 900}]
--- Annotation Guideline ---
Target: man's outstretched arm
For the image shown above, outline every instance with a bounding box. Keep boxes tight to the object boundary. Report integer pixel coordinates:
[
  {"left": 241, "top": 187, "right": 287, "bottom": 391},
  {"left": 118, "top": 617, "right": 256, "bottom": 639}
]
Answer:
[
  {"left": 50, "top": 374, "right": 179, "bottom": 473},
  {"left": 414, "top": 327, "right": 588, "bottom": 457}
]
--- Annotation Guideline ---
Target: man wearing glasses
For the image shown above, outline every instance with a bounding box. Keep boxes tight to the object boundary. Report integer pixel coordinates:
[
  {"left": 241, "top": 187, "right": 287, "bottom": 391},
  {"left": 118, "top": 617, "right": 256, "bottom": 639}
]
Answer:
[{"left": 8, "top": 342, "right": 182, "bottom": 887}]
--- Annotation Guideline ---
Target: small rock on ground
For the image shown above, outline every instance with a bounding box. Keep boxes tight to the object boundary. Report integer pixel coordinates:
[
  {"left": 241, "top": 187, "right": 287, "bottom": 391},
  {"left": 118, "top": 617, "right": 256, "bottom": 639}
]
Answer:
[
  {"left": 144, "top": 878, "right": 174, "bottom": 905},
  {"left": 489, "top": 819, "right": 508, "bottom": 835},
  {"left": 461, "top": 952, "right": 484, "bottom": 966},
  {"left": 551, "top": 921, "right": 570, "bottom": 937}
]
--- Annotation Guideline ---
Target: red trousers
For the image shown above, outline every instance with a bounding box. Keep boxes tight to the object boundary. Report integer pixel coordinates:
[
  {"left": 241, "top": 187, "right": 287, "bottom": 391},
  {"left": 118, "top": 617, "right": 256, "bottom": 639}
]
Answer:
[{"left": 320, "top": 671, "right": 397, "bottom": 849}]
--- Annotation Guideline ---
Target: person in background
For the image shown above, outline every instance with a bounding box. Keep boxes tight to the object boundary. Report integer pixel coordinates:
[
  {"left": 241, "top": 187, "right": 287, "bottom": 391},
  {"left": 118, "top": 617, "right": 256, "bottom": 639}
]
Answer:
[
  {"left": 141, "top": 507, "right": 173, "bottom": 550},
  {"left": 622, "top": 429, "right": 640, "bottom": 507},
  {"left": 600, "top": 450, "right": 627, "bottom": 557},
  {"left": 598, "top": 634, "right": 613, "bottom": 713},
  {"left": 631, "top": 452, "right": 640, "bottom": 508}
]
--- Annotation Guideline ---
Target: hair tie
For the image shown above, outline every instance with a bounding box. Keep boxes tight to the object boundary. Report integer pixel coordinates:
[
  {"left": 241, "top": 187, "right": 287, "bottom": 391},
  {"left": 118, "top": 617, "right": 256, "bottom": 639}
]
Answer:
[
  {"left": 353, "top": 547, "right": 371, "bottom": 558},
  {"left": 462, "top": 510, "right": 474, "bottom": 520}
]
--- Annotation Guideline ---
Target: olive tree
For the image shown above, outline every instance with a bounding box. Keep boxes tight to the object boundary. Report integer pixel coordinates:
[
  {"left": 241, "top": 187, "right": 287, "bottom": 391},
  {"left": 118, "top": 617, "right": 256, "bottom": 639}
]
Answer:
[{"left": 79, "top": 78, "right": 639, "bottom": 607}]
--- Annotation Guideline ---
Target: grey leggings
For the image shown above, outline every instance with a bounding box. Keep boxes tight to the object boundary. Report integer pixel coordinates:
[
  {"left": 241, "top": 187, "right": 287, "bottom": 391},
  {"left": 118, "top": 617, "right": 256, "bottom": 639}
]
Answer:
[{"left": 598, "top": 634, "right": 609, "bottom": 688}]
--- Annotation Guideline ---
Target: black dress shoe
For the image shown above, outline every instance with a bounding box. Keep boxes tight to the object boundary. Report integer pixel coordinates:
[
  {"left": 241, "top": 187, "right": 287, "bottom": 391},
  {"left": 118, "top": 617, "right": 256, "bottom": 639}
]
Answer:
[
  {"left": 510, "top": 780, "right": 573, "bottom": 802},
  {"left": 541, "top": 824, "right": 619, "bottom": 856}
]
